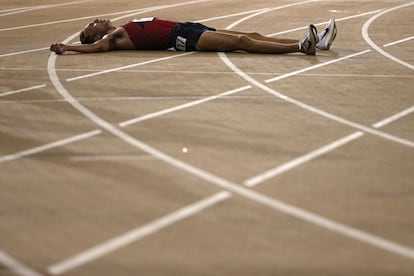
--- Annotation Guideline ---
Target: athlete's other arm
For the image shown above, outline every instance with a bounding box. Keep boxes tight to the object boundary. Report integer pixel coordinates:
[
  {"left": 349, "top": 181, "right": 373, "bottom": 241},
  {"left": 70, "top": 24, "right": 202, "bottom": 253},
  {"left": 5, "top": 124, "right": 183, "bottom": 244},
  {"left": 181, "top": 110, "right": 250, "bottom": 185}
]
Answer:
[{"left": 50, "top": 27, "right": 133, "bottom": 54}]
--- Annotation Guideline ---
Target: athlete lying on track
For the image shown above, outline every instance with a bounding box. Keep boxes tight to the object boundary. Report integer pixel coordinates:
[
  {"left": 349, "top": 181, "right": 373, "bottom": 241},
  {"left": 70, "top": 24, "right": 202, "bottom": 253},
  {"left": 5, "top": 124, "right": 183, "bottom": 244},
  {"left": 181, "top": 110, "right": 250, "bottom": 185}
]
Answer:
[{"left": 50, "top": 17, "right": 337, "bottom": 55}]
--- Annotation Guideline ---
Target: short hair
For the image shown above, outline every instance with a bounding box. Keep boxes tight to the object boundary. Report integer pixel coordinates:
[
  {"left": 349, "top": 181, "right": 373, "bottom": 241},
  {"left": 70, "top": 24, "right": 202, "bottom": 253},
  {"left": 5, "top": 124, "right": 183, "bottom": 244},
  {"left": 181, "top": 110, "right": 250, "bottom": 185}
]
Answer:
[{"left": 80, "top": 30, "right": 95, "bottom": 44}]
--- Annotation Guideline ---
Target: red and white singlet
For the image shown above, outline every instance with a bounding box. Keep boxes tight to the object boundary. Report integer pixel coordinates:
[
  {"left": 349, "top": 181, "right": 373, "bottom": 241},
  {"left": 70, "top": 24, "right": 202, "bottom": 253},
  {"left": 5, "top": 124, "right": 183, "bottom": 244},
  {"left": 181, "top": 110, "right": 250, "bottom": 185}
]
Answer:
[{"left": 121, "top": 17, "right": 177, "bottom": 50}]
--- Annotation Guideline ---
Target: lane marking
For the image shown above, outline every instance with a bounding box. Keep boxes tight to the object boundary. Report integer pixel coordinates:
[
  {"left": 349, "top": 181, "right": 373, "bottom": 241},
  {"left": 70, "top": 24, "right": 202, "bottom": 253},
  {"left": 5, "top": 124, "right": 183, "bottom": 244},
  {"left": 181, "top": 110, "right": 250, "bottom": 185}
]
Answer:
[
  {"left": 66, "top": 52, "right": 194, "bottom": 82},
  {"left": 267, "top": 9, "right": 383, "bottom": 37},
  {"left": 0, "top": 92, "right": 257, "bottom": 103},
  {"left": 245, "top": 103, "right": 414, "bottom": 186},
  {"left": 362, "top": 2, "right": 414, "bottom": 70},
  {"left": 0, "top": 130, "right": 102, "bottom": 163},
  {"left": 197, "top": 8, "right": 269, "bottom": 23},
  {"left": 0, "top": 250, "right": 43, "bottom": 276},
  {"left": 64, "top": 7, "right": 278, "bottom": 82},
  {"left": 384, "top": 35, "right": 414, "bottom": 48},
  {"left": 3, "top": 2, "right": 268, "bottom": 172},
  {"left": 4, "top": 86, "right": 410, "bottom": 163},
  {"left": 219, "top": 4, "right": 414, "bottom": 188},
  {"left": 69, "top": 154, "right": 156, "bottom": 162},
  {"left": 0, "top": 84, "right": 46, "bottom": 97},
  {"left": 0, "top": 0, "right": 94, "bottom": 17},
  {"left": 2, "top": 4, "right": 405, "bottom": 270},
  {"left": 0, "top": 47, "right": 49, "bottom": 58},
  {"left": 119, "top": 86, "right": 251, "bottom": 127},
  {"left": 4, "top": 66, "right": 408, "bottom": 79},
  {"left": 265, "top": 50, "right": 371, "bottom": 83},
  {"left": 0, "top": 7, "right": 267, "bottom": 58},
  {"left": 224, "top": 0, "right": 319, "bottom": 30},
  {"left": 0, "top": 7, "right": 30, "bottom": 13},
  {"left": 47, "top": 0, "right": 414, "bottom": 267},
  {"left": 48, "top": 191, "right": 231, "bottom": 275},
  {"left": 245, "top": 132, "right": 364, "bottom": 187},
  {"left": 2, "top": 25, "right": 413, "bottom": 162},
  {"left": 218, "top": 9, "right": 414, "bottom": 148},
  {"left": 0, "top": 0, "right": 211, "bottom": 32},
  {"left": 220, "top": 52, "right": 414, "bottom": 148},
  {"left": 373, "top": 105, "right": 414, "bottom": 129}
]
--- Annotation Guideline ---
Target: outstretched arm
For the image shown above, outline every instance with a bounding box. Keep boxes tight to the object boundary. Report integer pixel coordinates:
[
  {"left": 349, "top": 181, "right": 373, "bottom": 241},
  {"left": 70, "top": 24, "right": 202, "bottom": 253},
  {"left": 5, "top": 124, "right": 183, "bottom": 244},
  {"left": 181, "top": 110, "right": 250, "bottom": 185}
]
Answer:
[
  {"left": 50, "top": 36, "right": 113, "bottom": 54},
  {"left": 50, "top": 27, "right": 132, "bottom": 54}
]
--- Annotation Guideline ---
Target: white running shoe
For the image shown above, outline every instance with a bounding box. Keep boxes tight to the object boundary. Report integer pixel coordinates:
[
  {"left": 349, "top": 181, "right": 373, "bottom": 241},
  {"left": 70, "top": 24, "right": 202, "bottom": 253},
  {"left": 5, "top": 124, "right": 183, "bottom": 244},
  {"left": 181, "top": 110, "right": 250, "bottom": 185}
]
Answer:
[
  {"left": 300, "top": 24, "right": 318, "bottom": 55},
  {"left": 316, "top": 19, "right": 337, "bottom": 50}
]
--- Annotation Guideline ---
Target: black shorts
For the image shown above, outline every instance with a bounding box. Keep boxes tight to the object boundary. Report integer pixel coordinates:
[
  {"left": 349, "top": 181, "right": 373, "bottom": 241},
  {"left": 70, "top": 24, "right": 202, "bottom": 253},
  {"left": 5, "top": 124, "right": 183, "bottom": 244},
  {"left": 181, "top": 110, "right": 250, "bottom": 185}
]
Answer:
[{"left": 170, "top": 22, "right": 216, "bottom": 51}]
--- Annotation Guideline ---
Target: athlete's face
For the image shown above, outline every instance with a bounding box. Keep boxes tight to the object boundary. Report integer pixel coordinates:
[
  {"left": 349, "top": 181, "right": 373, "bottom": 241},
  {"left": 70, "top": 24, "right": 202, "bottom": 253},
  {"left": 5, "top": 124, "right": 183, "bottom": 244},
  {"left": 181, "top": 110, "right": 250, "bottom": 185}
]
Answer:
[{"left": 83, "top": 19, "right": 112, "bottom": 39}]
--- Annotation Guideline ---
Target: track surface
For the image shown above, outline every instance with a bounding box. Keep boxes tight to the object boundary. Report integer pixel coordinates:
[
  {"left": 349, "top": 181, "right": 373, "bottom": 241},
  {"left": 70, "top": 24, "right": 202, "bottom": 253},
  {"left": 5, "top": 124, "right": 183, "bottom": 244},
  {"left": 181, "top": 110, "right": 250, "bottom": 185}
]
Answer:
[{"left": 1, "top": 0, "right": 413, "bottom": 275}]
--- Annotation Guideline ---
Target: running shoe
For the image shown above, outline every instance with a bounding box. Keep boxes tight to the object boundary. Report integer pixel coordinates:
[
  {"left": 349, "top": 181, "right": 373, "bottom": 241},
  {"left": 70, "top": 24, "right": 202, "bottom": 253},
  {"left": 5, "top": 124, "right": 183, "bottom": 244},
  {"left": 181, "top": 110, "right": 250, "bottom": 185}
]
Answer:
[
  {"left": 300, "top": 24, "right": 318, "bottom": 55},
  {"left": 316, "top": 19, "right": 337, "bottom": 50}
]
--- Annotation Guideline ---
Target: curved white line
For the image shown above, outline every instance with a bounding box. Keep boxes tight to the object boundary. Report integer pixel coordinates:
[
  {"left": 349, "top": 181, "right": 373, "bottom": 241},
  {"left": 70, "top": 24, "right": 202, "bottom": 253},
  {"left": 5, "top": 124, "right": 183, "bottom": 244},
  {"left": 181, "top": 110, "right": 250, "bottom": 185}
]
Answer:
[
  {"left": 362, "top": 2, "right": 414, "bottom": 70},
  {"left": 219, "top": 10, "right": 414, "bottom": 148},
  {"left": 0, "top": 250, "right": 43, "bottom": 276},
  {"left": 47, "top": 1, "right": 414, "bottom": 263},
  {"left": 48, "top": 191, "right": 231, "bottom": 275}
]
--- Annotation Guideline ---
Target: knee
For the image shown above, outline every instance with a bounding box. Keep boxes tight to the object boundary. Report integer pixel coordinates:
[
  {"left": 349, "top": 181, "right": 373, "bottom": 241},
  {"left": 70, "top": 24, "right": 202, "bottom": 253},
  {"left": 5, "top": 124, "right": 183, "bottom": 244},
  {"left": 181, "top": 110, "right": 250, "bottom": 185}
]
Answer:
[
  {"left": 238, "top": 34, "right": 254, "bottom": 51},
  {"left": 249, "top": 32, "right": 261, "bottom": 38}
]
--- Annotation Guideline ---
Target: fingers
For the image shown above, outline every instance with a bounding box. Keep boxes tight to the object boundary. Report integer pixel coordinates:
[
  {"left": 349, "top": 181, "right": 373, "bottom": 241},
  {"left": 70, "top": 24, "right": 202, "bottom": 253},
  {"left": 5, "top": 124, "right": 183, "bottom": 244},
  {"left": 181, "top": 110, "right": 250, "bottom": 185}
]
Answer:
[
  {"left": 49, "top": 43, "right": 65, "bottom": 54},
  {"left": 50, "top": 43, "right": 58, "bottom": 53}
]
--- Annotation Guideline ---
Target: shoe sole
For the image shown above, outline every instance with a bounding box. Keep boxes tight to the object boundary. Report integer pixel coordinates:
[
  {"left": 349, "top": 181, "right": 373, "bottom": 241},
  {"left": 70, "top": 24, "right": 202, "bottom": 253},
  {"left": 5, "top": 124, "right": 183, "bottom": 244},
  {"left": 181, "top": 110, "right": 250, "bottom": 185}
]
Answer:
[
  {"left": 307, "top": 24, "right": 317, "bottom": 55},
  {"left": 317, "top": 19, "right": 337, "bottom": 50}
]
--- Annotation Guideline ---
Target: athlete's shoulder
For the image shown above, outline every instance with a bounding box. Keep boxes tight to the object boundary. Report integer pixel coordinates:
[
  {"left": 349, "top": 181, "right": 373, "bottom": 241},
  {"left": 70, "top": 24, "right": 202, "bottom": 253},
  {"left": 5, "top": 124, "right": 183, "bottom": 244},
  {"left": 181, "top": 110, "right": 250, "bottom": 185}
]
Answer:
[
  {"left": 102, "top": 27, "right": 134, "bottom": 50},
  {"left": 104, "top": 26, "right": 127, "bottom": 39}
]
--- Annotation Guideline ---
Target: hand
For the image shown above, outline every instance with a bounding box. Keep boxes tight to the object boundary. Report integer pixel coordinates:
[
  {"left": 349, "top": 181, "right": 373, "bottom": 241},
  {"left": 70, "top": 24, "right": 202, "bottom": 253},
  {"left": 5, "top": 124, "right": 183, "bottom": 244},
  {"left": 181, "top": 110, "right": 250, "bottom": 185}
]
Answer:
[{"left": 50, "top": 43, "right": 67, "bottom": 54}]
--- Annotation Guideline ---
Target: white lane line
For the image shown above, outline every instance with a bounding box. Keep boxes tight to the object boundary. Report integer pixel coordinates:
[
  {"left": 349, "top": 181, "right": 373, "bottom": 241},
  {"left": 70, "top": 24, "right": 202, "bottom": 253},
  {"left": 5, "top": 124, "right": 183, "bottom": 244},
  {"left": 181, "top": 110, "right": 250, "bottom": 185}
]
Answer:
[
  {"left": 220, "top": 52, "right": 414, "bottom": 148},
  {"left": 219, "top": 7, "right": 414, "bottom": 185},
  {"left": 66, "top": 52, "right": 194, "bottom": 82},
  {"left": 384, "top": 35, "right": 414, "bottom": 48},
  {"left": 0, "top": 84, "right": 46, "bottom": 97},
  {"left": 223, "top": 0, "right": 318, "bottom": 30},
  {"left": 267, "top": 9, "right": 383, "bottom": 37},
  {"left": 64, "top": 7, "right": 278, "bottom": 82},
  {"left": 48, "top": 191, "right": 231, "bottom": 275},
  {"left": 0, "top": 7, "right": 33, "bottom": 17},
  {"left": 0, "top": 7, "right": 262, "bottom": 160},
  {"left": 0, "top": 95, "right": 261, "bottom": 104},
  {"left": 3, "top": 14, "right": 412, "bottom": 162},
  {"left": 0, "top": 0, "right": 94, "bottom": 17},
  {"left": 48, "top": 1, "right": 414, "bottom": 264},
  {"left": 373, "top": 105, "right": 414, "bottom": 129},
  {"left": 57, "top": 6, "right": 385, "bottom": 85},
  {"left": 0, "top": 0, "right": 211, "bottom": 32},
  {"left": 245, "top": 103, "right": 414, "bottom": 187},
  {"left": 0, "top": 7, "right": 30, "bottom": 13},
  {"left": 0, "top": 7, "right": 268, "bottom": 58},
  {"left": 49, "top": 68, "right": 414, "bottom": 79},
  {"left": 0, "top": 5, "right": 385, "bottom": 60},
  {"left": 245, "top": 132, "right": 364, "bottom": 187},
  {"left": 69, "top": 154, "right": 156, "bottom": 162},
  {"left": 119, "top": 86, "right": 251, "bottom": 127},
  {"left": 52, "top": 53, "right": 414, "bottom": 267},
  {"left": 362, "top": 2, "right": 414, "bottom": 70},
  {"left": 265, "top": 50, "right": 371, "bottom": 83},
  {"left": 0, "top": 250, "right": 43, "bottom": 276},
  {"left": 222, "top": 8, "right": 414, "bottom": 148},
  {"left": 0, "top": 130, "right": 102, "bottom": 162},
  {"left": 197, "top": 8, "right": 269, "bottom": 23},
  {"left": 0, "top": 47, "right": 49, "bottom": 58}
]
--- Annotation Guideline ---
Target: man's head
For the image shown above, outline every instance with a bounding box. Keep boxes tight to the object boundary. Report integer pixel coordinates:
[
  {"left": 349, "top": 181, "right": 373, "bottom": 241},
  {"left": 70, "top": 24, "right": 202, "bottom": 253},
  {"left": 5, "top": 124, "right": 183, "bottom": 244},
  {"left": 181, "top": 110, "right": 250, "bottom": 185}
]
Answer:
[{"left": 80, "top": 19, "right": 114, "bottom": 44}]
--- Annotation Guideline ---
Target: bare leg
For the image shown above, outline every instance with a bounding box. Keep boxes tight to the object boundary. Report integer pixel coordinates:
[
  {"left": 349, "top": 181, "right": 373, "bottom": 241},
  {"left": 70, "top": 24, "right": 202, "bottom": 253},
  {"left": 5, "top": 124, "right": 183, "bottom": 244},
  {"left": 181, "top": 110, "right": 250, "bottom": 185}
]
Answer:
[
  {"left": 216, "top": 29, "right": 298, "bottom": 44},
  {"left": 196, "top": 31, "right": 300, "bottom": 54}
]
